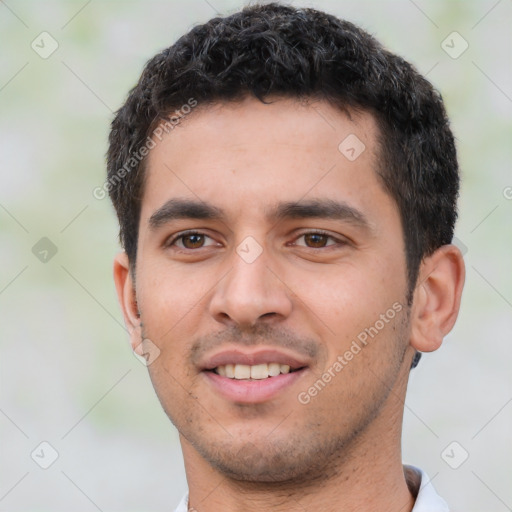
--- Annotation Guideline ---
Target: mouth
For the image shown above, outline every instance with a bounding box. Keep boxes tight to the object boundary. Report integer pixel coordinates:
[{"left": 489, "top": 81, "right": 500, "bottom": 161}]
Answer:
[{"left": 200, "top": 348, "right": 310, "bottom": 403}]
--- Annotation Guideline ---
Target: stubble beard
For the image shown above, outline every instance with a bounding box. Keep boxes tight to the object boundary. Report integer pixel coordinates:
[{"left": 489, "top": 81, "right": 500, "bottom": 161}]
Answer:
[{"left": 142, "top": 306, "right": 411, "bottom": 487}]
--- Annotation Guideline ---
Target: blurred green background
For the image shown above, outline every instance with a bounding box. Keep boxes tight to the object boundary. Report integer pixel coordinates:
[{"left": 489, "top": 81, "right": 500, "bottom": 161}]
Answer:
[{"left": 1, "top": 1, "right": 511, "bottom": 510}]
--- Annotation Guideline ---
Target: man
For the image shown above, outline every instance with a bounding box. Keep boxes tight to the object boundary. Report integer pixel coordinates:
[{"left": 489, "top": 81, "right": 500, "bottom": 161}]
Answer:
[{"left": 107, "top": 3, "right": 465, "bottom": 511}]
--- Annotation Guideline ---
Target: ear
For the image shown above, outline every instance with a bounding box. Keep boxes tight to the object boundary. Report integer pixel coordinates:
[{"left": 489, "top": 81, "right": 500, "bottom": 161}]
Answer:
[
  {"left": 113, "top": 252, "right": 142, "bottom": 351},
  {"left": 409, "top": 244, "right": 465, "bottom": 353}
]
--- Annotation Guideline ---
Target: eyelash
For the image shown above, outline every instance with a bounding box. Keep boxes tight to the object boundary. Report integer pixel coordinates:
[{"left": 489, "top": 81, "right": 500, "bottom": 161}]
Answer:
[
  {"left": 165, "top": 230, "right": 216, "bottom": 249},
  {"left": 290, "top": 229, "right": 346, "bottom": 249},
  {"left": 165, "top": 229, "right": 346, "bottom": 250}
]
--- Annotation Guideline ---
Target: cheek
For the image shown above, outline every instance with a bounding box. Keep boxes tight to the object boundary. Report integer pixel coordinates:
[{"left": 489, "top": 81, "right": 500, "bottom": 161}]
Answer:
[
  {"left": 136, "top": 267, "right": 215, "bottom": 389},
  {"left": 137, "top": 263, "right": 214, "bottom": 335},
  {"left": 290, "top": 260, "right": 403, "bottom": 336}
]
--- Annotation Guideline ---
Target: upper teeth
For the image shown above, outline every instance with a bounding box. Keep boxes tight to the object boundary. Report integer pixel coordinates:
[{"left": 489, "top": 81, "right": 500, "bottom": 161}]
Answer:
[{"left": 215, "top": 363, "right": 291, "bottom": 379}]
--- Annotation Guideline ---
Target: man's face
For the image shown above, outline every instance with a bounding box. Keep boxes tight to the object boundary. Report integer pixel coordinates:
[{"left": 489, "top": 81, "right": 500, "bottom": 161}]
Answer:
[{"left": 131, "top": 97, "right": 413, "bottom": 481}]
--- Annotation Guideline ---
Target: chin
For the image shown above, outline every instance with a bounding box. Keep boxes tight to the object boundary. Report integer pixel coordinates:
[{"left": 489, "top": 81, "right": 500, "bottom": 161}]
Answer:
[{"left": 189, "top": 430, "right": 344, "bottom": 485}]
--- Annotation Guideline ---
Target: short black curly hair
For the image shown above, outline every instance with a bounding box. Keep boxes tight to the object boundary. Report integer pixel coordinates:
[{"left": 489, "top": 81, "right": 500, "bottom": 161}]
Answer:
[{"left": 107, "top": 2, "right": 459, "bottom": 298}]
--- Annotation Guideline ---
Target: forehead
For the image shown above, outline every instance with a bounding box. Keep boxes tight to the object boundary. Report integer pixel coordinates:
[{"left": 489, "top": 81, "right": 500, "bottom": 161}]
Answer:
[{"left": 141, "top": 96, "right": 394, "bottom": 226}]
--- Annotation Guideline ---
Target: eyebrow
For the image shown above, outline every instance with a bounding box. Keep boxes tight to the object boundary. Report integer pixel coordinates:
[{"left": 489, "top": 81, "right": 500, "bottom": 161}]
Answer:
[
  {"left": 148, "top": 198, "right": 225, "bottom": 230},
  {"left": 148, "top": 197, "right": 373, "bottom": 232},
  {"left": 270, "top": 199, "right": 373, "bottom": 231}
]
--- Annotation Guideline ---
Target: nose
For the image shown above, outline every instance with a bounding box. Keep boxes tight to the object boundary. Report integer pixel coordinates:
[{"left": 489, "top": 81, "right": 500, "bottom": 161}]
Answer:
[{"left": 208, "top": 246, "right": 293, "bottom": 328}]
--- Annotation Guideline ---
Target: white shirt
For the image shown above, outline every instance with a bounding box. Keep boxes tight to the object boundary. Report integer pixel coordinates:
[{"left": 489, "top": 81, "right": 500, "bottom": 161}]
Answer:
[{"left": 172, "top": 466, "right": 449, "bottom": 512}]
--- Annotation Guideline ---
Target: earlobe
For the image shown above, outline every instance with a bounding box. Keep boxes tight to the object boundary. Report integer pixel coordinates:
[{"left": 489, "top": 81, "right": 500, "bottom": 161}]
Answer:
[
  {"left": 409, "top": 244, "right": 465, "bottom": 353},
  {"left": 113, "top": 252, "right": 141, "bottom": 348}
]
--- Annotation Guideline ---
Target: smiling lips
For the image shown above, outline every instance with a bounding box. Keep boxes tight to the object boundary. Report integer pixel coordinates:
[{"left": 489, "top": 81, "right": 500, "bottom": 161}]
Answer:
[
  {"left": 201, "top": 348, "right": 309, "bottom": 402},
  {"left": 201, "top": 348, "right": 307, "bottom": 377}
]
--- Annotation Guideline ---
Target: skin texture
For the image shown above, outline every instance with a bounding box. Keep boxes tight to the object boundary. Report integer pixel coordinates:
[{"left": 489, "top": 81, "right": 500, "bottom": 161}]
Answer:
[{"left": 114, "top": 97, "right": 465, "bottom": 511}]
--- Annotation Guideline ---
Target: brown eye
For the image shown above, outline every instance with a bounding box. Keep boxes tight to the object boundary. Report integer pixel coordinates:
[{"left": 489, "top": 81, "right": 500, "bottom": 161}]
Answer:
[
  {"left": 180, "top": 233, "right": 205, "bottom": 249},
  {"left": 303, "top": 233, "right": 329, "bottom": 248},
  {"left": 166, "top": 231, "right": 219, "bottom": 253}
]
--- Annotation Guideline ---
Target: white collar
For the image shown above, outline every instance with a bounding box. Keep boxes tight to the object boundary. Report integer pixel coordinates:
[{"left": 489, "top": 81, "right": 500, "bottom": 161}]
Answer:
[
  {"left": 406, "top": 465, "right": 450, "bottom": 512},
  {"left": 173, "top": 466, "right": 449, "bottom": 512}
]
